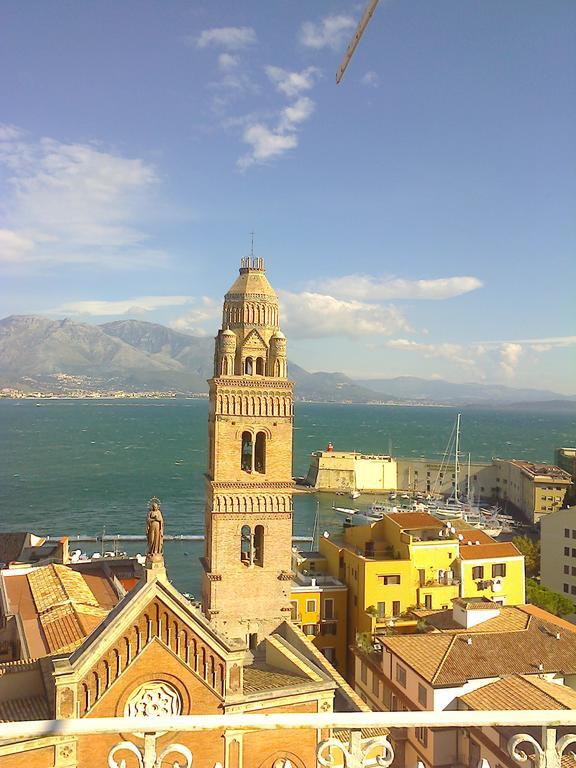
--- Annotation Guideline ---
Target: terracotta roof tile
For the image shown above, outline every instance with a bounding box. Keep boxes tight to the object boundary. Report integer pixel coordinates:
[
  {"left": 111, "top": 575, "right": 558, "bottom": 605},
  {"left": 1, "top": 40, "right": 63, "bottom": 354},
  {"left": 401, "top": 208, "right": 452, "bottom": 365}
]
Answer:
[
  {"left": 460, "top": 675, "right": 576, "bottom": 711},
  {"left": 385, "top": 513, "right": 443, "bottom": 530},
  {"left": 0, "top": 695, "right": 49, "bottom": 722},
  {"left": 333, "top": 728, "right": 389, "bottom": 742},
  {"left": 519, "top": 604, "right": 576, "bottom": 632},
  {"left": 458, "top": 542, "right": 521, "bottom": 560},
  {"left": 454, "top": 526, "right": 495, "bottom": 544},
  {"left": 380, "top": 610, "right": 576, "bottom": 685},
  {"left": 243, "top": 664, "right": 309, "bottom": 694},
  {"left": 452, "top": 598, "right": 500, "bottom": 610},
  {"left": 409, "top": 606, "right": 529, "bottom": 633}
]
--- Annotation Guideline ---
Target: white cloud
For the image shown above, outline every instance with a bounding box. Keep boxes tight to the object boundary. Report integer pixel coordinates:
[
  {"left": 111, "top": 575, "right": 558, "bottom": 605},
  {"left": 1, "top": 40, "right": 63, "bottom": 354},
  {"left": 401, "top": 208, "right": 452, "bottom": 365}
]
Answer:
[
  {"left": 218, "top": 53, "right": 240, "bottom": 72},
  {"left": 384, "top": 339, "right": 478, "bottom": 369},
  {"left": 0, "top": 126, "right": 162, "bottom": 268},
  {"left": 279, "top": 97, "right": 315, "bottom": 130},
  {"left": 382, "top": 334, "right": 575, "bottom": 381},
  {"left": 361, "top": 70, "right": 380, "bottom": 87},
  {"left": 299, "top": 14, "right": 356, "bottom": 50},
  {"left": 316, "top": 274, "right": 483, "bottom": 301},
  {"left": 265, "top": 66, "right": 321, "bottom": 98},
  {"left": 512, "top": 335, "right": 576, "bottom": 350},
  {"left": 237, "top": 94, "right": 316, "bottom": 169},
  {"left": 0, "top": 228, "right": 35, "bottom": 261},
  {"left": 169, "top": 297, "right": 221, "bottom": 335},
  {"left": 195, "top": 26, "right": 256, "bottom": 50},
  {"left": 237, "top": 124, "right": 298, "bottom": 169},
  {"left": 279, "top": 290, "right": 409, "bottom": 339},
  {"left": 498, "top": 343, "right": 523, "bottom": 378},
  {"left": 48, "top": 296, "right": 192, "bottom": 317}
]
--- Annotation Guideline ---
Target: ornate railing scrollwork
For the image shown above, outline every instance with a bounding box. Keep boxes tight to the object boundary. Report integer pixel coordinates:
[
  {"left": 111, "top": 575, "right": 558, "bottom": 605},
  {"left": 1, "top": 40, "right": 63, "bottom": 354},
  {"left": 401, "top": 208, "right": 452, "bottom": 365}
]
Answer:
[
  {"left": 508, "top": 728, "right": 576, "bottom": 768},
  {"left": 108, "top": 736, "right": 192, "bottom": 768},
  {"left": 317, "top": 732, "right": 394, "bottom": 768},
  {"left": 507, "top": 733, "right": 545, "bottom": 766}
]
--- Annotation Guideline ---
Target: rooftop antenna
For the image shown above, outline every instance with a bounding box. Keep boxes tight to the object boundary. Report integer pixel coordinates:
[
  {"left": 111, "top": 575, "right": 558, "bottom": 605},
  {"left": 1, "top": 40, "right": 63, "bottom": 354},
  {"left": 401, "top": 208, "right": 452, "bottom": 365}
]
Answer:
[{"left": 250, "top": 230, "right": 255, "bottom": 259}]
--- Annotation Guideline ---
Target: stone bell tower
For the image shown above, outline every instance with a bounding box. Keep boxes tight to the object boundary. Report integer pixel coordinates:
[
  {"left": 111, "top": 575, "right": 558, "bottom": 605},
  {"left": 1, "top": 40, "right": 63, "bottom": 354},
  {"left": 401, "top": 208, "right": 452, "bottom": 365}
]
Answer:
[{"left": 201, "top": 256, "right": 294, "bottom": 644}]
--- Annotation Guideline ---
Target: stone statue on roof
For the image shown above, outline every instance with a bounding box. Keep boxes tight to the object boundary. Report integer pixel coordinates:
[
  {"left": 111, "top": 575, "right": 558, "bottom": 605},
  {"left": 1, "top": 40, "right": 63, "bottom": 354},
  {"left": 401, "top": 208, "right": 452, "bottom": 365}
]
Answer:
[{"left": 146, "top": 497, "right": 164, "bottom": 558}]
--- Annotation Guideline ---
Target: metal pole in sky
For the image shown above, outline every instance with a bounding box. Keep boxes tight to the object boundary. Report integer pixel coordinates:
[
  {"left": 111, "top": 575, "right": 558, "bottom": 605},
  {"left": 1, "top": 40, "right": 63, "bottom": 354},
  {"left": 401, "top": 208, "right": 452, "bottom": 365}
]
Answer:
[{"left": 336, "top": 0, "right": 381, "bottom": 84}]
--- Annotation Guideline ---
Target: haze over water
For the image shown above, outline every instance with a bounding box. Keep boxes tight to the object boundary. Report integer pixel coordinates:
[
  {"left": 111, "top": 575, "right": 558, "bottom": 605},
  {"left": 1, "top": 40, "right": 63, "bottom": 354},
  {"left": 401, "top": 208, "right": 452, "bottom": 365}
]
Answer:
[{"left": 2, "top": 400, "right": 573, "bottom": 595}]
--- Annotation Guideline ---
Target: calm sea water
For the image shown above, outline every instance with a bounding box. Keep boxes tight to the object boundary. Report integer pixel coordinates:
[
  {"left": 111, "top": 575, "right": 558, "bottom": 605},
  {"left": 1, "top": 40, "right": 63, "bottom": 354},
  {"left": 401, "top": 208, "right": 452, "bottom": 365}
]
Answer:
[{"left": 1, "top": 399, "right": 573, "bottom": 595}]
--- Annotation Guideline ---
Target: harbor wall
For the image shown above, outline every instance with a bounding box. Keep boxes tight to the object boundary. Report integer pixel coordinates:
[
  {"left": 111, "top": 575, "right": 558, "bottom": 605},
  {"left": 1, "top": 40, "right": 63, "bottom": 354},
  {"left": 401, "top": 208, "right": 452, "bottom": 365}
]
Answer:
[
  {"left": 306, "top": 451, "right": 572, "bottom": 523},
  {"left": 305, "top": 451, "right": 396, "bottom": 492}
]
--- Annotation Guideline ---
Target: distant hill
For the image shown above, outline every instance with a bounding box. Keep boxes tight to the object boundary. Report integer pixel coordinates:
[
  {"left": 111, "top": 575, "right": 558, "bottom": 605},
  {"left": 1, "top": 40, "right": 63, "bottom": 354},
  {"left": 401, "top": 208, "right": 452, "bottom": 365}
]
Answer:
[
  {"left": 101, "top": 320, "right": 214, "bottom": 378},
  {"left": 356, "top": 375, "right": 575, "bottom": 405},
  {"left": 0, "top": 316, "right": 572, "bottom": 406}
]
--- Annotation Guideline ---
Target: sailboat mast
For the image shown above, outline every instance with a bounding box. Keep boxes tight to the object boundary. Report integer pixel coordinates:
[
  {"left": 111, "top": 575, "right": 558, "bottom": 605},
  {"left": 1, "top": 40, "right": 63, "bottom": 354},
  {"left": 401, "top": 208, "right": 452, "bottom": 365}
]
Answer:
[
  {"left": 467, "top": 452, "right": 471, "bottom": 504},
  {"left": 454, "top": 413, "right": 461, "bottom": 502}
]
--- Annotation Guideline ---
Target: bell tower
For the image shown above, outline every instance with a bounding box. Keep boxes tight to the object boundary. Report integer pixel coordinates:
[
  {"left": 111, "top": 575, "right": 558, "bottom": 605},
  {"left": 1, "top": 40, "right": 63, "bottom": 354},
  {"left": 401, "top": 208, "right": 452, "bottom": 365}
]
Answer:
[{"left": 201, "top": 257, "right": 294, "bottom": 643}]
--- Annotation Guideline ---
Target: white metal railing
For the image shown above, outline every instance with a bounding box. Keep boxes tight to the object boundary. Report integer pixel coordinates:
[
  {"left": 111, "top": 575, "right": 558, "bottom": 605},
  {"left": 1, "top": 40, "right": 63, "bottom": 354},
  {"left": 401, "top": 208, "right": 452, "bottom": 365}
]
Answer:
[{"left": 1, "top": 711, "right": 576, "bottom": 767}]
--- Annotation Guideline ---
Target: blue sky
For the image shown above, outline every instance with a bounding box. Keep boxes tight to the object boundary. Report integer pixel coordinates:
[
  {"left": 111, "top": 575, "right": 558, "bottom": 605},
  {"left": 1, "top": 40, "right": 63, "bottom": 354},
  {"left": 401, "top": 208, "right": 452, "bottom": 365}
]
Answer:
[{"left": 1, "top": 0, "right": 574, "bottom": 393}]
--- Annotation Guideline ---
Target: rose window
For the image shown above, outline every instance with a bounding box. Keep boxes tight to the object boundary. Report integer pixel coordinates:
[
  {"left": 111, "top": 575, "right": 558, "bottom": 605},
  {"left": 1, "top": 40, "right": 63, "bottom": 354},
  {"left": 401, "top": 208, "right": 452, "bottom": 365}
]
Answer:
[{"left": 125, "top": 682, "right": 182, "bottom": 720}]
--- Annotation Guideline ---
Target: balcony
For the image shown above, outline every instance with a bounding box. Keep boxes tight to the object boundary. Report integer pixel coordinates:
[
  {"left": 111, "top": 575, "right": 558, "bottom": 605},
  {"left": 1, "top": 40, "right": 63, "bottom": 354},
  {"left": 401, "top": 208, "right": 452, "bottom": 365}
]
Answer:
[{"left": 1, "top": 711, "right": 575, "bottom": 767}]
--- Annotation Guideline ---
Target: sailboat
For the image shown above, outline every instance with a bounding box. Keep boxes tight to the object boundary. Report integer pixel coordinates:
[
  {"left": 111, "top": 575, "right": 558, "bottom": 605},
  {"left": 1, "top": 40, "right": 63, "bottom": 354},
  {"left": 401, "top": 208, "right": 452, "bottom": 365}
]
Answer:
[{"left": 425, "top": 414, "right": 503, "bottom": 535}]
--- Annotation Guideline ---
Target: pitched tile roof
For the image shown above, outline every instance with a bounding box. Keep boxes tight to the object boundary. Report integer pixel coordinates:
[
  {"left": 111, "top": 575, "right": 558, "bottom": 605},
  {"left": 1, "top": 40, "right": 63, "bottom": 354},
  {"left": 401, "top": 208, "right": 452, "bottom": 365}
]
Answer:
[
  {"left": 380, "top": 609, "right": 576, "bottom": 686},
  {"left": 385, "top": 513, "right": 443, "bottom": 530},
  {"left": 400, "top": 605, "right": 530, "bottom": 633},
  {"left": 26, "top": 564, "right": 108, "bottom": 654},
  {"left": 518, "top": 604, "right": 576, "bottom": 632},
  {"left": 333, "top": 728, "right": 389, "bottom": 742},
  {"left": 452, "top": 597, "right": 500, "bottom": 610},
  {"left": 241, "top": 664, "right": 309, "bottom": 694},
  {"left": 459, "top": 675, "right": 576, "bottom": 711},
  {"left": 458, "top": 542, "right": 521, "bottom": 560},
  {"left": 0, "top": 695, "right": 49, "bottom": 722},
  {"left": 453, "top": 526, "right": 495, "bottom": 545}
]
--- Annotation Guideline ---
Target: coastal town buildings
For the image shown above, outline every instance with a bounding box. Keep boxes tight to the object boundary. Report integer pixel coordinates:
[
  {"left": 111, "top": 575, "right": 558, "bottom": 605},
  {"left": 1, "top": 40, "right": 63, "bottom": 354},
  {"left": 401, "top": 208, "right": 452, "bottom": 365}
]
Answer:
[
  {"left": 295, "top": 511, "right": 525, "bottom": 675},
  {"left": 0, "top": 259, "right": 370, "bottom": 768},
  {"left": 307, "top": 451, "right": 572, "bottom": 522},
  {"left": 353, "top": 598, "right": 576, "bottom": 767}
]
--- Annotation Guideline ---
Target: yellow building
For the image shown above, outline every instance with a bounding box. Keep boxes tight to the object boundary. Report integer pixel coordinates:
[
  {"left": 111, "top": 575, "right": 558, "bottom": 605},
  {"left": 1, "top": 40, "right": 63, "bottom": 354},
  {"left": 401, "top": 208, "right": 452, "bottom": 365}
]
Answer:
[
  {"left": 289, "top": 551, "right": 348, "bottom": 675},
  {"left": 318, "top": 512, "right": 525, "bottom": 673},
  {"left": 493, "top": 459, "right": 572, "bottom": 523}
]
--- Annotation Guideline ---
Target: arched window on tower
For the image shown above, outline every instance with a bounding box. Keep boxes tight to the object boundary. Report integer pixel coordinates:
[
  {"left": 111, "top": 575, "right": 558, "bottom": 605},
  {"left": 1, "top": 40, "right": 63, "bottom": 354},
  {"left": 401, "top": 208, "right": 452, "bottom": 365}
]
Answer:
[
  {"left": 255, "top": 431, "right": 266, "bottom": 474},
  {"left": 241, "top": 431, "right": 253, "bottom": 472},
  {"left": 256, "top": 357, "right": 264, "bottom": 375},
  {"left": 244, "top": 357, "right": 253, "bottom": 375},
  {"left": 254, "top": 525, "right": 264, "bottom": 566},
  {"left": 240, "top": 525, "right": 252, "bottom": 565}
]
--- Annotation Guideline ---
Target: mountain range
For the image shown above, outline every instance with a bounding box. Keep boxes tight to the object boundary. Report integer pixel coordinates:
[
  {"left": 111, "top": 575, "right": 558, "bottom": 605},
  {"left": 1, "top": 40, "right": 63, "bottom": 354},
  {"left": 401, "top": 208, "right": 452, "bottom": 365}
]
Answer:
[{"left": 0, "top": 315, "right": 574, "bottom": 407}]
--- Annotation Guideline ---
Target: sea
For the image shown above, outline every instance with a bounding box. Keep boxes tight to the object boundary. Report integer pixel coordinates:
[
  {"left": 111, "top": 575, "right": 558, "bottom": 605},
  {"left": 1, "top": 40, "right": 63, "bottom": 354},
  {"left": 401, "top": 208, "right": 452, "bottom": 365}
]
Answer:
[{"left": 1, "top": 399, "right": 574, "bottom": 596}]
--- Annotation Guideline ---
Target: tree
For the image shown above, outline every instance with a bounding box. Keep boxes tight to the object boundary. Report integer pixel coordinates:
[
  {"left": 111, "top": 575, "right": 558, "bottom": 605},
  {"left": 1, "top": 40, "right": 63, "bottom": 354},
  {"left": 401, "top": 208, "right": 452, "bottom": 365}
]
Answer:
[
  {"left": 526, "top": 579, "right": 574, "bottom": 617},
  {"left": 513, "top": 535, "right": 540, "bottom": 577}
]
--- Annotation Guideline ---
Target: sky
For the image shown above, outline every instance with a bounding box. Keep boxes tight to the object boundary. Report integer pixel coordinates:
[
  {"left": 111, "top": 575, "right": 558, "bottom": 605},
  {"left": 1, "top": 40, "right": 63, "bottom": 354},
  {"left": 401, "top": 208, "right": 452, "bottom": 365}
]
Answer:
[{"left": 0, "top": 0, "right": 574, "bottom": 393}]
